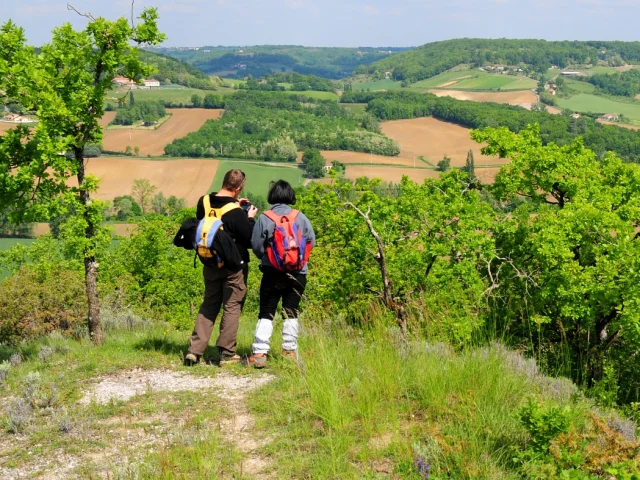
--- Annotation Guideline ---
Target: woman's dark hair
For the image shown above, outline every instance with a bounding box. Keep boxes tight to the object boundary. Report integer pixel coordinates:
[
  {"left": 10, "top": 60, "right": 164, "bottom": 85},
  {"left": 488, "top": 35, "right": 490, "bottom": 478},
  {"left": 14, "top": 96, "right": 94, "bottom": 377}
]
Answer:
[{"left": 267, "top": 180, "right": 296, "bottom": 205}]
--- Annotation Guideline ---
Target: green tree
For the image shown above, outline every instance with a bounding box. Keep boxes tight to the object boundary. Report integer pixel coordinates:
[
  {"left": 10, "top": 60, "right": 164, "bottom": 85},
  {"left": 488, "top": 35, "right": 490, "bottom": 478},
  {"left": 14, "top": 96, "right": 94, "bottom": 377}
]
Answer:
[
  {"left": 134, "top": 146, "right": 140, "bottom": 156},
  {"left": 464, "top": 149, "right": 475, "bottom": 178},
  {"left": 151, "top": 192, "right": 167, "bottom": 215},
  {"left": 131, "top": 178, "right": 158, "bottom": 215},
  {"left": 166, "top": 195, "right": 187, "bottom": 215},
  {"left": 191, "top": 94, "right": 202, "bottom": 108},
  {"left": 0, "top": 10, "right": 165, "bottom": 343},
  {"left": 302, "top": 148, "right": 325, "bottom": 178},
  {"left": 436, "top": 155, "right": 451, "bottom": 172},
  {"left": 129, "top": 91, "right": 135, "bottom": 106}
]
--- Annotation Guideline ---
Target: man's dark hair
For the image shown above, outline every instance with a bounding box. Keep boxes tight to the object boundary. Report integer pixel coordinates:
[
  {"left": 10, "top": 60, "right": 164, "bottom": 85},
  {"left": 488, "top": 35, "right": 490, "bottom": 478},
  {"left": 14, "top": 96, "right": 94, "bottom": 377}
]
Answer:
[
  {"left": 267, "top": 180, "right": 296, "bottom": 205},
  {"left": 222, "top": 169, "right": 246, "bottom": 190}
]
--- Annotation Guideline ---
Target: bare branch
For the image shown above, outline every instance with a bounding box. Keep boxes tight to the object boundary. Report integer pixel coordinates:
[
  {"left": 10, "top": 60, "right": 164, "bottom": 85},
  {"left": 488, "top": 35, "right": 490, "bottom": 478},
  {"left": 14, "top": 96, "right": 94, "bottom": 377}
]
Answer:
[{"left": 66, "top": 3, "right": 95, "bottom": 21}]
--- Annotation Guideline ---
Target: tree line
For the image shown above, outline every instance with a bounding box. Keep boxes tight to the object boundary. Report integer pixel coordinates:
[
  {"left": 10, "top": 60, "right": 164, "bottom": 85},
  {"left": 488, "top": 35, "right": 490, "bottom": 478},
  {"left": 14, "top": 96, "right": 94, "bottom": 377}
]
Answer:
[
  {"left": 581, "top": 68, "right": 640, "bottom": 97},
  {"left": 111, "top": 97, "right": 167, "bottom": 126},
  {"left": 164, "top": 91, "right": 400, "bottom": 160},
  {"left": 359, "top": 38, "right": 640, "bottom": 84},
  {"left": 341, "top": 90, "right": 640, "bottom": 163},
  {"left": 239, "top": 72, "right": 335, "bottom": 92}
]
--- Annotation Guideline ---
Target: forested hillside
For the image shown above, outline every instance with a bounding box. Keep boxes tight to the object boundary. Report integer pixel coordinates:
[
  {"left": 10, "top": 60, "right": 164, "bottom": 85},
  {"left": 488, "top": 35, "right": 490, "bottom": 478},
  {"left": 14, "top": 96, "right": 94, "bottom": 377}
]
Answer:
[
  {"left": 138, "top": 50, "right": 222, "bottom": 90},
  {"left": 582, "top": 68, "right": 640, "bottom": 97},
  {"left": 165, "top": 91, "right": 399, "bottom": 159},
  {"left": 360, "top": 39, "right": 640, "bottom": 83},
  {"left": 342, "top": 90, "right": 640, "bottom": 162},
  {"left": 147, "top": 45, "right": 411, "bottom": 79}
]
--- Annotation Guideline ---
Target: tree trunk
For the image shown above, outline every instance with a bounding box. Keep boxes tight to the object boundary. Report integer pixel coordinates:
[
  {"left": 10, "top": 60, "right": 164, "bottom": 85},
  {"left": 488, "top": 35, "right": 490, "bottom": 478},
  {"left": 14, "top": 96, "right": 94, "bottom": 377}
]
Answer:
[{"left": 77, "top": 155, "right": 103, "bottom": 345}]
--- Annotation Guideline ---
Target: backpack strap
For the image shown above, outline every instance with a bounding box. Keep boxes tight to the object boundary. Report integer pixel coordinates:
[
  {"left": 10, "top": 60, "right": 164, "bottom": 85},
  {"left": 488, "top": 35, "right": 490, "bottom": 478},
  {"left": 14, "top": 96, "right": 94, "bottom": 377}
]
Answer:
[
  {"left": 214, "top": 202, "right": 240, "bottom": 218},
  {"left": 263, "top": 209, "right": 299, "bottom": 224},
  {"left": 202, "top": 194, "right": 212, "bottom": 214}
]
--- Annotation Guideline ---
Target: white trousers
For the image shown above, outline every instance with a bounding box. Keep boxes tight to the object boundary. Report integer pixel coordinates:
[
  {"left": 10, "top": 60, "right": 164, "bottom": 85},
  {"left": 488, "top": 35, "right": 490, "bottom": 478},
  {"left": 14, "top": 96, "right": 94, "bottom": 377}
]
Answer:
[{"left": 252, "top": 318, "right": 299, "bottom": 354}]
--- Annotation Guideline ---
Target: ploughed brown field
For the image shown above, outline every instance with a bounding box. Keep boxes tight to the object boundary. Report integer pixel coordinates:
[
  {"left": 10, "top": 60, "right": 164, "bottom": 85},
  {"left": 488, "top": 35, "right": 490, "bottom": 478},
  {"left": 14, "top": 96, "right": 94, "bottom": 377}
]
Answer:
[
  {"left": 321, "top": 118, "right": 500, "bottom": 169},
  {"left": 100, "top": 109, "right": 223, "bottom": 156},
  {"left": 380, "top": 117, "right": 501, "bottom": 168},
  {"left": 345, "top": 166, "right": 501, "bottom": 184},
  {"left": 71, "top": 157, "right": 220, "bottom": 206},
  {"left": 34, "top": 223, "right": 136, "bottom": 237},
  {"left": 428, "top": 89, "right": 537, "bottom": 106}
]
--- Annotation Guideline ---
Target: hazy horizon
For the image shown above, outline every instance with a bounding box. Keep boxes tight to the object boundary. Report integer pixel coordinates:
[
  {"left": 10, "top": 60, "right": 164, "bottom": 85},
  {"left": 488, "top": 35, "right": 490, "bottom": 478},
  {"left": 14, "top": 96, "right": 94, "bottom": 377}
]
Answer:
[{"left": 1, "top": 0, "right": 639, "bottom": 48}]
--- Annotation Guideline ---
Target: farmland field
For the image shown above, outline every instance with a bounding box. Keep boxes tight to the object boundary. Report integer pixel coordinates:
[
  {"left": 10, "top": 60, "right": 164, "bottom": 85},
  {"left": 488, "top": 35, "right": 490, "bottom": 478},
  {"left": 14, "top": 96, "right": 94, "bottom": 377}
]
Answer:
[
  {"left": 565, "top": 79, "right": 596, "bottom": 93},
  {"left": 344, "top": 165, "right": 501, "bottom": 184},
  {"left": 320, "top": 150, "right": 418, "bottom": 167},
  {"left": 555, "top": 93, "right": 640, "bottom": 123},
  {"left": 380, "top": 117, "right": 502, "bottom": 167},
  {"left": 106, "top": 87, "right": 221, "bottom": 106},
  {"left": 428, "top": 89, "right": 537, "bottom": 107},
  {"left": 101, "top": 108, "right": 223, "bottom": 155},
  {"left": 210, "top": 160, "right": 303, "bottom": 198},
  {"left": 410, "top": 70, "right": 536, "bottom": 91},
  {"left": 76, "top": 157, "right": 220, "bottom": 206},
  {"left": 283, "top": 90, "right": 339, "bottom": 101},
  {"left": 352, "top": 79, "right": 402, "bottom": 91},
  {"left": 340, "top": 103, "right": 368, "bottom": 115}
]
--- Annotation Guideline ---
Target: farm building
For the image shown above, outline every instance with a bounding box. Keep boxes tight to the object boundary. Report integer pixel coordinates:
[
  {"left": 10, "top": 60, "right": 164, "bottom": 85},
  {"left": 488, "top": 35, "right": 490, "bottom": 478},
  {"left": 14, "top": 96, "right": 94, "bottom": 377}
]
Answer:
[
  {"left": 113, "top": 76, "right": 136, "bottom": 87},
  {"left": 561, "top": 71, "right": 580, "bottom": 76},
  {"left": 2, "top": 113, "right": 33, "bottom": 123},
  {"left": 385, "top": 71, "right": 392, "bottom": 79},
  {"left": 600, "top": 113, "right": 619, "bottom": 121},
  {"left": 571, "top": 113, "right": 581, "bottom": 119},
  {"left": 143, "top": 79, "right": 160, "bottom": 88}
]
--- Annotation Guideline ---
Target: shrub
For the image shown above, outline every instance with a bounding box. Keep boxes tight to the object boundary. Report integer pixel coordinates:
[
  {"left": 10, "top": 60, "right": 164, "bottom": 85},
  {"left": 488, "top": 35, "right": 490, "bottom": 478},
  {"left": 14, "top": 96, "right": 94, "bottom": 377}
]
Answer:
[
  {"left": 0, "top": 266, "right": 86, "bottom": 344},
  {"left": 37, "top": 345, "right": 56, "bottom": 363},
  {"left": 0, "top": 362, "right": 10, "bottom": 384},
  {"left": 5, "top": 398, "right": 33, "bottom": 434}
]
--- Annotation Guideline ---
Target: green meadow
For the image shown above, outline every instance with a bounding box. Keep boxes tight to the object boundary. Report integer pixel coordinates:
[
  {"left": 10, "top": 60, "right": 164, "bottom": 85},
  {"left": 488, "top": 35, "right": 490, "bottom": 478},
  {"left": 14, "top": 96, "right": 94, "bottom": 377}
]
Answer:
[{"left": 210, "top": 160, "right": 304, "bottom": 198}]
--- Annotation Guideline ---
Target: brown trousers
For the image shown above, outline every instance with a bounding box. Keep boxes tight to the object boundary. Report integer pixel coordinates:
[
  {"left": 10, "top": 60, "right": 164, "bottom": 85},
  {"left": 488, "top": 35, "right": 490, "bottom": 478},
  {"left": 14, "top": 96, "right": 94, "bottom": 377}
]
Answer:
[{"left": 189, "top": 265, "right": 247, "bottom": 356}]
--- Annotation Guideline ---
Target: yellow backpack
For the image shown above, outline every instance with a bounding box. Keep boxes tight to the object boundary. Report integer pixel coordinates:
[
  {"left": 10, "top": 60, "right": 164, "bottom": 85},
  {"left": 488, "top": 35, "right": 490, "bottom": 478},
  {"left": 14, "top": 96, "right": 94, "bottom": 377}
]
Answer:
[{"left": 195, "top": 195, "right": 240, "bottom": 267}]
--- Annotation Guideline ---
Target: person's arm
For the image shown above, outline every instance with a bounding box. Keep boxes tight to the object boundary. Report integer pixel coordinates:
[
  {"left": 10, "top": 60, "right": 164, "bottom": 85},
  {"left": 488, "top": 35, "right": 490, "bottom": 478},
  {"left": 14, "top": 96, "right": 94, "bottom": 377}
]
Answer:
[
  {"left": 196, "top": 195, "right": 205, "bottom": 220},
  {"left": 251, "top": 214, "right": 267, "bottom": 259},
  {"left": 223, "top": 209, "right": 255, "bottom": 250},
  {"left": 299, "top": 212, "right": 316, "bottom": 247}
]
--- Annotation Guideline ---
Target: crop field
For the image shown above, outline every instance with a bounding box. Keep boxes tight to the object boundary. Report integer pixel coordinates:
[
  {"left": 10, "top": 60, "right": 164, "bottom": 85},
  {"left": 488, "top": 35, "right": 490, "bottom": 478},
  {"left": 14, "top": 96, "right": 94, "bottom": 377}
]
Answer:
[
  {"left": 410, "top": 70, "right": 536, "bottom": 91},
  {"left": 101, "top": 108, "right": 223, "bottom": 155},
  {"left": 344, "top": 164, "right": 501, "bottom": 185},
  {"left": 210, "top": 160, "right": 303, "bottom": 198},
  {"left": 106, "top": 87, "right": 220, "bottom": 106},
  {"left": 352, "top": 79, "right": 403, "bottom": 91},
  {"left": 320, "top": 150, "right": 418, "bottom": 167},
  {"left": 73, "top": 157, "right": 219, "bottom": 206},
  {"left": 283, "top": 90, "right": 339, "bottom": 101},
  {"left": 556, "top": 93, "right": 640, "bottom": 122},
  {"left": 340, "top": 103, "right": 368, "bottom": 115},
  {"left": 381, "top": 117, "right": 502, "bottom": 167},
  {"left": 428, "top": 89, "right": 537, "bottom": 107},
  {"left": 564, "top": 79, "right": 596, "bottom": 93}
]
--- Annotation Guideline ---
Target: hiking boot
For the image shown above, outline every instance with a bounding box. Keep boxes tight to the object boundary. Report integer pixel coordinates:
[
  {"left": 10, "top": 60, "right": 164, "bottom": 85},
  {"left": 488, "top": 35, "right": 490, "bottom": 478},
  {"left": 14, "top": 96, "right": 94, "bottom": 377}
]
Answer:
[
  {"left": 184, "top": 352, "right": 200, "bottom": 367},
  {"left": 219, "top": 354, "right": 242, "bottom": 366},
  {"left": 282, "top": 350, "right": 297, "bottom": 360},
  {"left": 247, "top": 354, "right": 267, "bottom": 369}
]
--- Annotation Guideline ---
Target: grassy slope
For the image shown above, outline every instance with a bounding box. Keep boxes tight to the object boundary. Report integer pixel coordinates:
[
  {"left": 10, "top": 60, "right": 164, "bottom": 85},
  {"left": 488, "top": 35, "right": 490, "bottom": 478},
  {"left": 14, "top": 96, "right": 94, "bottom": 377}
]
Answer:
[
  {"left": 556, "top": 93, "right": 640, "bottom": 122},
  {"left": 0, "top": 317, "right": 609, "bottom": 479},
  {"left": 210, "top": 160, "right": 303, "bottom": 198},
  {"left": 564, "top": 78, "right": 597, "bottom": 93}
]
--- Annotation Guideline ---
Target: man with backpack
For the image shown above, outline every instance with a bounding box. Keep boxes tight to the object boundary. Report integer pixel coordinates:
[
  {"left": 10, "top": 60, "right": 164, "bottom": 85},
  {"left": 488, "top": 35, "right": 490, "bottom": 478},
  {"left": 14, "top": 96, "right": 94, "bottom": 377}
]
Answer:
[
  {"left": 184, "top": 169, "right": 258, "bottom": 366},
  {"left": 247, "top": 180, "right": 315, "bottom": 369}
]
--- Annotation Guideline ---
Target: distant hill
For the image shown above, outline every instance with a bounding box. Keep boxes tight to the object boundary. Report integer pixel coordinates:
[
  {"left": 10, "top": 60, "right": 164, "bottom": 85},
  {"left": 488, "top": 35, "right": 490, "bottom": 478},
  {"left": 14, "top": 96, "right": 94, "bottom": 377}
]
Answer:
[
  {"left": 360, "top": 39, "right": 640, "bottom": 84},
  {"left": 138, "top": 50, "right": 222, "bottom": 90},
  {"left": 146, "top": 46, "right": 412, "bottom": 79}
]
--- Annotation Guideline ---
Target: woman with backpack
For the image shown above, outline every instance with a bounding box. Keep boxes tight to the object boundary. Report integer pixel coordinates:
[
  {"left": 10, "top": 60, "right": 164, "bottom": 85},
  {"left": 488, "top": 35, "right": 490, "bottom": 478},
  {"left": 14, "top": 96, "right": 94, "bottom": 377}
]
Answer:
[{"left": 248, "top": 180, "right": 315, "bottom": 369}]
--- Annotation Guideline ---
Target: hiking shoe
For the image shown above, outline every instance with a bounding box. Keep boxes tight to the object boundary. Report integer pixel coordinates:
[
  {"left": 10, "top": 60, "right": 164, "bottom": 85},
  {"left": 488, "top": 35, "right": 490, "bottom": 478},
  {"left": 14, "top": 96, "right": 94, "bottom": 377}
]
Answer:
[
  {"left": 282, "top": 350, "right": 297, "bottom": 360},
  {"left": 247, "top": 354, "right": 267, "bottom": 369},
  {"left": 219, "top": 354, "right": 242, "bottom": 366},
  {"left": 184, "top": 352, "right": 200, "bottom": 367}
]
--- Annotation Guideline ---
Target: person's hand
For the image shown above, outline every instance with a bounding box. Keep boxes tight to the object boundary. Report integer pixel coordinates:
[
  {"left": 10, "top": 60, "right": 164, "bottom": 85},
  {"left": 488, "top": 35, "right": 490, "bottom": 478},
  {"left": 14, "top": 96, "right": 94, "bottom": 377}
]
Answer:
[
  {"left": 238, "top": 198, "right": 250, "bottom": 206},
  {"left": 247, "top": 205, "right": 258, "bottom": 218}
]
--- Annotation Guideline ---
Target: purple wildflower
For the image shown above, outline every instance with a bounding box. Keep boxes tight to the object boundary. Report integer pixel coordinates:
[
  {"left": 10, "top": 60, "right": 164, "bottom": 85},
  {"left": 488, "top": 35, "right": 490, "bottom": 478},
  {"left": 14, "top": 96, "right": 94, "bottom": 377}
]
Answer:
[{"left": 415, "top": 457, "right": 430, "bottom": 479}]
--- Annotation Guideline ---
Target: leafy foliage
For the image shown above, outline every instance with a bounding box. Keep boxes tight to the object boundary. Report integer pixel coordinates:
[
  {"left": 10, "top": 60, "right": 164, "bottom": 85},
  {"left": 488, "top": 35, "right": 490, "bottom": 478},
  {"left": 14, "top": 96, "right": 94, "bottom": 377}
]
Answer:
[
  {"left": 241, "top": 72, "right": 335, "bottom": 92},
  {"left": 138, "top": 50, "right": 222, "bottom": 90},
  {"left": 164, "top": 91, "right": 400, "bottom": 159},
  {"left": 341, "top": 90, "right": 640, "bottom": 163},
  {"left": 111, "top": 100, "right": 167, "bottom": 126},
  {"left": 302, "top": 148, "right": 326, "bottom": 178},
  {"left": 361, "top": 38, "right": 640, "bottom": 83},
  {"left": 583, "top": 68, "right": 640, "bottom": 98}
]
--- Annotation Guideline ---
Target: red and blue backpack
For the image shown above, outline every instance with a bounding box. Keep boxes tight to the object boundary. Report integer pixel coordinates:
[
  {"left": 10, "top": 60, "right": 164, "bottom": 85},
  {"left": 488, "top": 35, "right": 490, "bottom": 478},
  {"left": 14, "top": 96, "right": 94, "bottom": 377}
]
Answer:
[{"left": 263, "top": 209, "right": 312, "bottom": 272}]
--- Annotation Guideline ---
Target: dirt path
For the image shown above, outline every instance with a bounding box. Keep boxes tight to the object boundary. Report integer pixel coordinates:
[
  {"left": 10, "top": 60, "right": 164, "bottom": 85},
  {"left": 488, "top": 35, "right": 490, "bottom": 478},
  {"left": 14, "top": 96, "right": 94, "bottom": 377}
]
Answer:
[{"left": 1, "top": 369, "right": 276, "bottom": 479}]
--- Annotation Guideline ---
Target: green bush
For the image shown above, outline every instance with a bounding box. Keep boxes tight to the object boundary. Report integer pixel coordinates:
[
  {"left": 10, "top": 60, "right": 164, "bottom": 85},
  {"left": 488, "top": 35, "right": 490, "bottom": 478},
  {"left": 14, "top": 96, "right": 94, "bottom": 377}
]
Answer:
[{"left": 0, "top": 266, "right": 86, "bottom": 345}]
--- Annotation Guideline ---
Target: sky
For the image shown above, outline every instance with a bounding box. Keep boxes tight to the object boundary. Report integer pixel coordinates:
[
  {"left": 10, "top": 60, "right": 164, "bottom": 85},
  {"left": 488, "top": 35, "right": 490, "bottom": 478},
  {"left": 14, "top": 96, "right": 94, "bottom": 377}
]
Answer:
[{"left": 1, "top": 0, "right": 639, "bottom": 48}]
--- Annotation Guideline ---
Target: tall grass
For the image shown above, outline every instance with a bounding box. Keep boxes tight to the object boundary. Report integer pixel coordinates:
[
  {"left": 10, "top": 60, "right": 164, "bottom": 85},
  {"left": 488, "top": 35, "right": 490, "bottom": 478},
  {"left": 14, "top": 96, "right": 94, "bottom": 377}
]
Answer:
[{"left": 250, "top": 321, "right": 589, "bottom": 479}]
